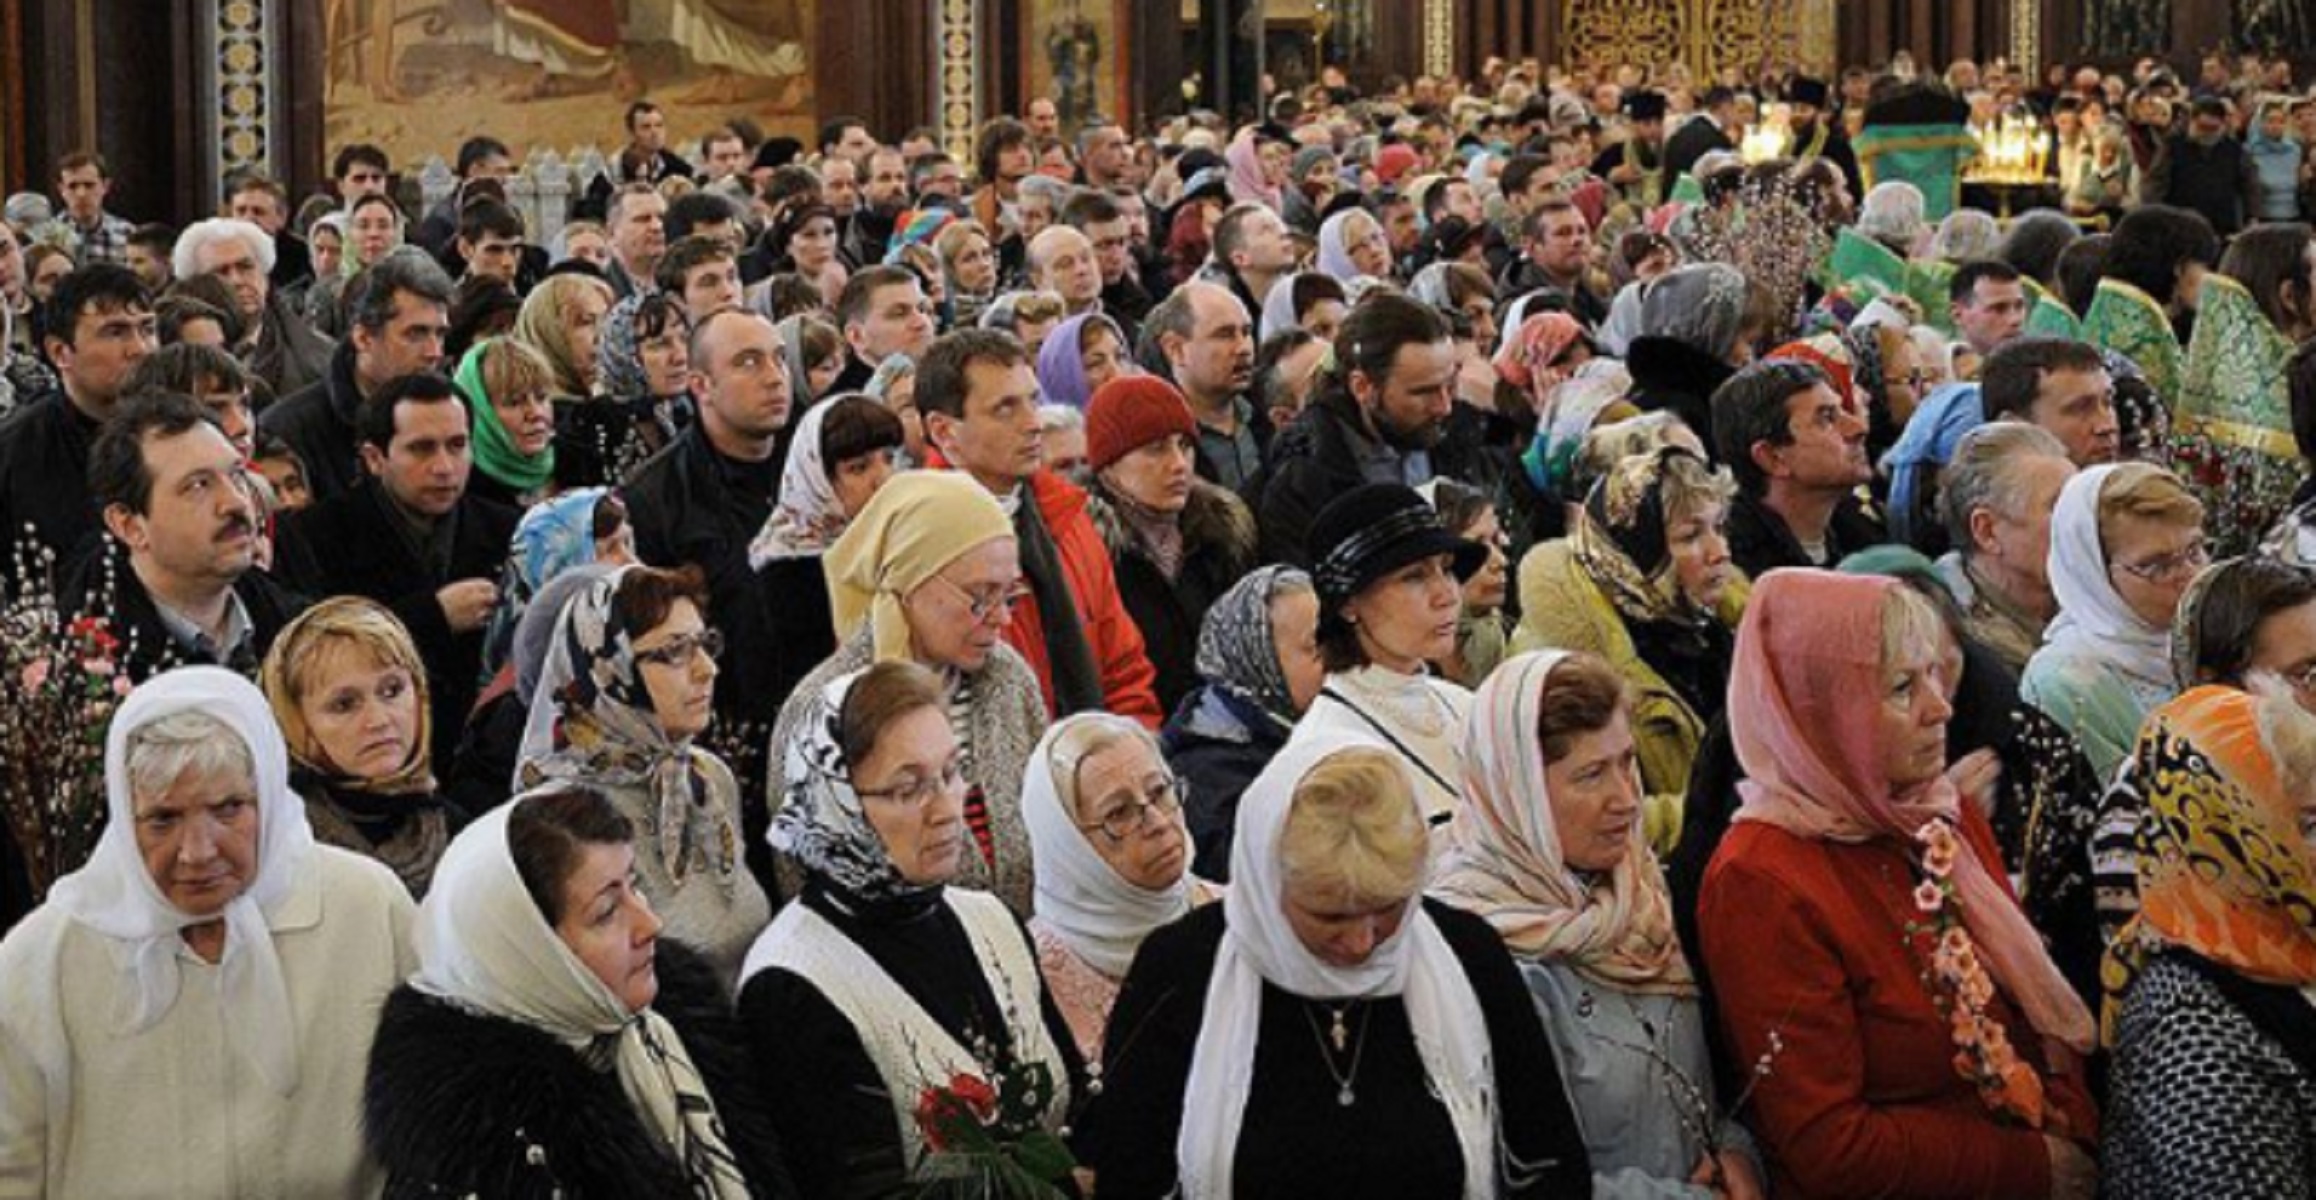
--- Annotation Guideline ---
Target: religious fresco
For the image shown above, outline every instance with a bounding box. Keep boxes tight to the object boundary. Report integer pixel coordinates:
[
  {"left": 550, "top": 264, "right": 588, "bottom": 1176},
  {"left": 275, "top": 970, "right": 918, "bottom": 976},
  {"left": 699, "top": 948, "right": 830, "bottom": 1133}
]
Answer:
[
  {"left": 1560, "top": 0, "right": 1834, "bottom": 82},
  {"left": 323, "top": 0, "right": 815, "bottom": 165},
  {"left": 2083, "top": 0, "right": 2169, "bottom": 56},
  {"left": 2236, "top": 0, "right": 2312, "bottom": 51},
  {"left": 1026, "top": 0, "right": 1123, "bottom": 130}
]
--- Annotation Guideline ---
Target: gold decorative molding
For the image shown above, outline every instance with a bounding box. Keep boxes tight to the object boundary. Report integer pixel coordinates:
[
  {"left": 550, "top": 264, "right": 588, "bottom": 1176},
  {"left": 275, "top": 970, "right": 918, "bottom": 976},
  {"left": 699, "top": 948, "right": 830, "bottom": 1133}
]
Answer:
[
  {"left": 939, "top": 0, "right": 982, "bottom": 164},
  {"left": 1423, "top": 0, "right": 1454, "bottom": 80}
]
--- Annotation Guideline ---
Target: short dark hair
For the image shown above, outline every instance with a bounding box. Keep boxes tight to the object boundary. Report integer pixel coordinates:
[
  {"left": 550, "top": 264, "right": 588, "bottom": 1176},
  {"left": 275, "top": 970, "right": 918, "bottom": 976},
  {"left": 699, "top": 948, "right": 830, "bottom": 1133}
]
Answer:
[
  {"left": 2181, "top": 557, "right": 2316, "bottom": 687},
  {"left": 44, "top": 263, "right": 150, "bottom": 350},
  {"left": 1980, "top": 336, "right": 2107, "bottom": 423},
  {"left": 655, "top": 234, "right": 737, "bottom": 295},
  {"left": 1255, "top": 327, "right": 1320, "bottom": 409},
  {"left": 1332, "top": 292, "right": 1452, "bottom": 392},
  {"left": 664, "top": 190, "right": 741, "bottom": 242},
  {"left": 915, "top": 328, "right": 1028, "bottom": 421},
  {"left": 818, "top": 393, "right": 906, "bottom": 466},
  {"left": 357, "top": 371, "right": 461, "bottom": 453},
  {"left": 1209, "top": 202, "right": 1272, "bottom": 268},
  {"left": 2056, "top": 234, "right": 2110, "bottom": 316},
  {"left": 90, "top": 391, "right": 217, "bottom": 516},
  {"left": 1498, "top": 154, "right": 1552, "bottom": 198},
  {"left": 623, "top": 100, "right": 662, "bottom": 132},
  {"left": 455, "top": 136, "right": 512, "bottom": 177},
  {"left": 611, "top": 562, "right": 710, "bottom": 640},
  {"left": 1712, "top": 359, "right": 1830, "bottom": 494},
  {"left": 2220, "top": 222, "right": 2316, "bottom": 335},
  {"left": 909, "top": 151, "right": 959, "bottom": 194},
  {"left": 127, "top": 223, "right": 176, "bottom": 259},
  {"left": 457, "top": 198, "right": 525, "bottom": 245},
  {"left": 1522, "top": 197, "right": 1582, "bottom": 242},
  {"left": 56, "top": 150, "right": 109, "bottom": 180},
  {"left": 820, "top": 116, "right": 869, "bottom": 155},
  {"left": 1948, "top": 258, "right": 2023, "bottom": 306},
  {"left": 2103, "top": 204, "right": 2221, "bottom": 304},
  {"left": 509, "top": 787, "right": 635, "bottom": 926},
  {"left": 152, "top": 291, "right": 240, "bottom": 347},
  {"left": 1059, "top": 189, "right": 1124, "bottom": 229},
  {"left": 838, "top": 264, "right": 920, "bottom": 329},
  {"left": 128, "top": 341, "right": 248, "bottom": 399},
  {"left": 347, "top": 247, "right": 454, "bottom": 335},
  {"left": 331, "top": 143, "right": 390, "bottom": 181},
  {"left": 1997, "top": 211, "right": 2080, "bottom": 285}
]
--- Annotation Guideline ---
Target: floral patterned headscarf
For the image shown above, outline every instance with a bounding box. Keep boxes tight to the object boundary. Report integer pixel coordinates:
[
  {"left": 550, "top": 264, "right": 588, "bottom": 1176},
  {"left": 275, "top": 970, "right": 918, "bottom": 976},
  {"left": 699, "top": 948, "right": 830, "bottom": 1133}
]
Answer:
[
  {"left": 767, "top": 669, "right": 932, "bottom": 903},
  {"left": 1570, "top": 446, "right": 1720, "bottom": 626}
]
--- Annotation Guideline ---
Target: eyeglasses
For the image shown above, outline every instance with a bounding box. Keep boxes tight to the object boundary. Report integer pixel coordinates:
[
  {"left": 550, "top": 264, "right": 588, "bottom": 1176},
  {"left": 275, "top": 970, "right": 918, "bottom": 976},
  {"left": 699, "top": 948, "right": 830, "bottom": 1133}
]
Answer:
[
  {"left": 2280, "top": 660, "right": 2316, "bottom": 695},
  {"left": 1078, "top": 774, "right": 1186, "bottom": 843},
  {"left": 633, "top": 628, "right": 724, "bottom": 670},
  {"left": 856, "top": 758, "right": 968, "bottom": 807},
  {"left": 2111, "top": 539, "right": 2209, "bottom": 583},
  {"left": 934, "top": 573, "right": 1029, "bottom": 623}
]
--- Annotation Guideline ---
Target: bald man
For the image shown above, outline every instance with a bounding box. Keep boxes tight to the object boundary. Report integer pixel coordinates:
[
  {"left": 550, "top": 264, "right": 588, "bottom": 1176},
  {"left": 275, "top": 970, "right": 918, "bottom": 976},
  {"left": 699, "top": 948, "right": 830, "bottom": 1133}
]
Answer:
[{"left": 1028, "top": 225, "right": 1104, "bottom": 318}]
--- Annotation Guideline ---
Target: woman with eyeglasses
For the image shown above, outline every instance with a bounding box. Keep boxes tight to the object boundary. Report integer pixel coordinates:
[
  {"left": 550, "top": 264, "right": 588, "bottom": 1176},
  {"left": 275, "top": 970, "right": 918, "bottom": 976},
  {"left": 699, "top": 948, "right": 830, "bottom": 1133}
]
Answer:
[
  {"left": 517, "top": 564, "right": 772, "bottom": 992},
  {"left": 1022, "top": 712, "right": 1221, "bottom": 1062},
  {"left": 742, "top": 661, "right": 1081, "bottom": 1199},
  {"left": 2021, "top": 463, "right": 2208, "bottom": 781},
  {"left": 771, "top": 472, "right": 1050, "bottom": 916}
]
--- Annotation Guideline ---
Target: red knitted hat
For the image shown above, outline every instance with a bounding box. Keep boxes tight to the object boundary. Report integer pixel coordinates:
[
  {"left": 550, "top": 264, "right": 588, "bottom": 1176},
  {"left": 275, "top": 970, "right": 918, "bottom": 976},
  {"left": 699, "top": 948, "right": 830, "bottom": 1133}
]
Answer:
[{"left": 1084, "top": 375, "right": 1198, "bottom": 474}]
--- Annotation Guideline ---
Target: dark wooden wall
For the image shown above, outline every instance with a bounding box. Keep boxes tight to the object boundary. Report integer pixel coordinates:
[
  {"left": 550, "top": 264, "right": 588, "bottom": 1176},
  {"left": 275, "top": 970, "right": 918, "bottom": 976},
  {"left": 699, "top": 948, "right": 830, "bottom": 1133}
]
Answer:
[{"left": 12, "top": 0, "right": 203, "bottom": 224}]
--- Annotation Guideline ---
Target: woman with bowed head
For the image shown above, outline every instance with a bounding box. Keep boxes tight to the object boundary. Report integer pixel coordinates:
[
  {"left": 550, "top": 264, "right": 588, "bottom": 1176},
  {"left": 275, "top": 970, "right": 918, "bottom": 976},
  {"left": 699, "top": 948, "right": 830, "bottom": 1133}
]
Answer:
[
  {"left": 742, "top": 663, "right": 1079, "bottom": 1199},
  {"left": 1082, "top": 734, "right": 1592, "bottom": 1198},
  {"left": 1434, "top": 650, "right": 1764, "bottom": 1198},
  {"left": 772, "top": 470, "right": 1049, "bottom": 914},
  {"left": 2101, "top": 686, "right": 2316, "bottom": 1196},
  {"left": 518, "top": 564, "right": 772, "bottom": 989},
  {"left": 1082, "top": 375, "right": 1260, "bottom": 714},
  {"left": 2021, "top": 463, "right": 2206, "bottom": 781},
  {"left": 260, "top": 596, "right": 463, "bottom": 898},
  {"left": 0, "top": 667, "right": 416, "bottom": 1194},
  {"left": 1513, "top": 447, "right": 1744, "bottom": 854},
  {"left": 365, "top": 786, "right": 794, "bottom": 1198},
  {"left": 1699, "top": 571, "right": 2100, "bottom": 1199},
  {"left": 1035, "top": 312, "right": 1134, "bottom": 411},
  {"left": 1292, "top": 484, "right": 1487, "bottom": 844},
  {"left": 1023, "top": 712, "right": 1221, "bottom": 1062},
  {"left": 1162, "top": 564, "right": 1327, "bottom": 880}
]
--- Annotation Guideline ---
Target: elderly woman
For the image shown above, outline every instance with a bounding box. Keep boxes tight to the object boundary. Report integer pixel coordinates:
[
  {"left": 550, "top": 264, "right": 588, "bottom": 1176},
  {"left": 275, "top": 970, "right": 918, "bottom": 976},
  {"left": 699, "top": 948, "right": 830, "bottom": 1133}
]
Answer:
[
  {"left": 1163, "top": 565, "right": 1325, "bottom": 880},
  {"left": 1435, "top": 651, "right": 1764, "bottom": 1198},
  {"left": 1624, "top": 263, "right": 1759, "bottom": 453},
  {"left": 772, "top": 471, "right": 1049, "bottom": 915},
  {"left": 864, "top": 352, "right": 926, "bottom": 466},
  {"left": 1513, "top": 448, "right": 1744, "bottom": 853},
  {"left": 1023, "top": 712, "right": 1220, "bottom": 1061},
  {"left": 1699, "top": 570, "right": 2100, "bottom": 1198},
  {"left": 2022, "top": 462, "right": 2207, "bottom": 781},
  {"left": 576, "top": 289, "right": 693, "bottom": 486},
  {"left": 1083, "top": 376, "right": 1260, "bottom": 713},
  {"left": 519, "top": 564, "right": 773, "bottom": 988},
  {"left": 0, "top": 667, "right": 415, "bottom": 1194},
  {"left": 452, "top": 336, "right": 558, "bottom": 508},
  {"left": 2102, "top": 686, "right": 2316, "bottom": 1196},
  {"left": 1035, "top": 312, "right": 1133, "bottom": 410},
  {"left": 1316, "top": 208, "right": 1394, "bottom": 285},
  {"left": 260, "top": 597, "right": 461, "bottom": 898},
  {"left": 1292, "top": 484, "right": 1486, "bottom": 838},
  {"left": 366, "top": 786, "right": 791, "bottom": 1196},
  {"left": 1258, "top": 271, "right": 1350, "bottom": 342},
  {"left": 1083, "top": 734, "right": 1591, "bottom": 1197},
  {"left": 743, "top": 662, "right": 1079, "bottom": 1199}
]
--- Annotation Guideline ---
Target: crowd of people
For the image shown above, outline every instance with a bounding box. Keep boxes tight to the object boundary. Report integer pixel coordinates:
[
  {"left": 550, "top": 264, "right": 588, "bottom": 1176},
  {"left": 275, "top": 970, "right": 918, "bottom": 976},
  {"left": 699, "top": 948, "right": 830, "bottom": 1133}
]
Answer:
[{"left": 4, "top": 43, "right": 2316, "bottom": 1199}]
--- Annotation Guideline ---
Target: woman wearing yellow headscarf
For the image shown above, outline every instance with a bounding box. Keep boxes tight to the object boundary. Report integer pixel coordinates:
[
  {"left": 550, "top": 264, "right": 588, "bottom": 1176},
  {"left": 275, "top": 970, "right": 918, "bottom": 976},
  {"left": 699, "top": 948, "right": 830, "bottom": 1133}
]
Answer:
[
  {"left": 763, "top": 472, "right": 1049, "bottom": 914},
  {"left": 2102, "top": 685, "right": 2316, "bottom": 1196}
]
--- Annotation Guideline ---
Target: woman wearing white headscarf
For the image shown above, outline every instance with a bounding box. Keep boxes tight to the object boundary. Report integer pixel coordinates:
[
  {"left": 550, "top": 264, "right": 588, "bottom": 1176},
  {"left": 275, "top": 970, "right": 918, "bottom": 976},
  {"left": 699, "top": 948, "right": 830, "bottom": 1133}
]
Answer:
[
  {"left": 1023, "top": 712, "right": 1221, "bottom": 1061},
  {"left": 1082, "top": 733, "right": 1590, "bottom": 1198},
  {"left": 365, "top": 786, "right": 792, "bottom": 1197},
  {"left": 1316, "top": 208, "right": 1394, "bottom": 285},
  {"left": 1433, "top": 650, "right": 1763, "bottom": 1199},
  {"left": 0, "top": 667, "right": 416, "bottom": 1195},
  {"left": 2021, "top": 462, "right": 2208, "bottom": 780}
]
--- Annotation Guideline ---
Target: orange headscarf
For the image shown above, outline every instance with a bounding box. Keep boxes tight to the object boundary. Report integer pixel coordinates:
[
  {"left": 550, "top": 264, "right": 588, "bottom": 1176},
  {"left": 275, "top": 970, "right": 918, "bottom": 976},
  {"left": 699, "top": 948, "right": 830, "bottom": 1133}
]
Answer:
[{"left": 2103, "top": 685, "right": 2316, "bottom": 1042}]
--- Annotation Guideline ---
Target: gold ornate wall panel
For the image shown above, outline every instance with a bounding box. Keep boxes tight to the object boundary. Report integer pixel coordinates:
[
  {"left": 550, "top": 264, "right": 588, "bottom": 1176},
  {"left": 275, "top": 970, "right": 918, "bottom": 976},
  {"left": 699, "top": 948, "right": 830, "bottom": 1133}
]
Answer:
[{"left": 1561, "top": 0, "right": 1834, "bottom": 80}]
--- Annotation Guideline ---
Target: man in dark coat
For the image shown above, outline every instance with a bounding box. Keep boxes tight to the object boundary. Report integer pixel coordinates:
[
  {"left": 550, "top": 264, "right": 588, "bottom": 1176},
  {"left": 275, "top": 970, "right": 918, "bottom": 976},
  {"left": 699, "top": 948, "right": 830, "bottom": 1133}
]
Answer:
[
  {"left": 258, "top": 247, "right": 453, "bottom": 503},
  {"left": 274, "top": 373, "right": 517, "bottom": 773},
  {"left": 1663, "top": 87, "right": 1740, "bottom": 183},
  {"left": 1713, "top": 359, "right": 1887, "bottom": 578},
  {"left": 1787, "top": 76, "right": 1863, "bottom": 198},
  {"left": 73, "top": 391, "right": 305, "bottom": 681},
  {"left": 0, "top": 263, "right": 155, "bottom": 595}
]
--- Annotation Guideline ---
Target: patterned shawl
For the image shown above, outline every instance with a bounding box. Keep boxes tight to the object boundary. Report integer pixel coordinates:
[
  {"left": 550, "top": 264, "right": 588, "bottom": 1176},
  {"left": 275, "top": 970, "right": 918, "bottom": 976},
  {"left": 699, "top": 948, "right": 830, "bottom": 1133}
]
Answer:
[{"left": 2082, "top": 277, "right": 2182, "bottom": 405}]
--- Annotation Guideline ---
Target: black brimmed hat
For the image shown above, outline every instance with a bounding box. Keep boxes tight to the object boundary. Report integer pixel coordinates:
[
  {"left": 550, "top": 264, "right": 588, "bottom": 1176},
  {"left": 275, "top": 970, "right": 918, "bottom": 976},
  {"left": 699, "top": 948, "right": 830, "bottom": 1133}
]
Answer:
[{"left": 1307, "top": 483, "right": 1488, "bottom": 610}]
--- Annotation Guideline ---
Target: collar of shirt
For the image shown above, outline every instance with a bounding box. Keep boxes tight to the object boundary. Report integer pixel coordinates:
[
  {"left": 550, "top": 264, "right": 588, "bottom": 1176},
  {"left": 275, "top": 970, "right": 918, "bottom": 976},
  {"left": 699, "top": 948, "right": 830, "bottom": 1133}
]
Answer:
[{"left": 153, "top": 587, "right": 254, "bottom": 666}]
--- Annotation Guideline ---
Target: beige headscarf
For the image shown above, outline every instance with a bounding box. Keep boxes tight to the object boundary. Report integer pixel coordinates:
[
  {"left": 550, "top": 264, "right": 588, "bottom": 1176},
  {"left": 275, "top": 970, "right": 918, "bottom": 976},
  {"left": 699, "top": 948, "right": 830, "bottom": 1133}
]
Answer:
[
  {"left": 822, "top": 471, "right": 1015, "bottom": 663},
  {"left": 514, "top": 274, "right": 615, "bottom": 398}
]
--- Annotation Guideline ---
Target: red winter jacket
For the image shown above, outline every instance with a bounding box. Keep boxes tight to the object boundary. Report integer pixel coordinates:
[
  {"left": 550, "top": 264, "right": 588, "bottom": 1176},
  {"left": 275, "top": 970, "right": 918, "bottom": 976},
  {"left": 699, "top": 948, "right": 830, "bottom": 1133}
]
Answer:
[{"left": 929, "top": 457, "right": 1163, "bottom": 728}]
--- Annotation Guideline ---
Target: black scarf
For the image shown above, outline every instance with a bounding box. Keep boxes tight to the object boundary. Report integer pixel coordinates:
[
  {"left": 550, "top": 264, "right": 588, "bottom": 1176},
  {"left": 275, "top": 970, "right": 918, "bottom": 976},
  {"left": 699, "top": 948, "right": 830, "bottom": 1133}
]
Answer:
[{"left": 1013, "top": 491, "right": 1107, "bottom": 716}]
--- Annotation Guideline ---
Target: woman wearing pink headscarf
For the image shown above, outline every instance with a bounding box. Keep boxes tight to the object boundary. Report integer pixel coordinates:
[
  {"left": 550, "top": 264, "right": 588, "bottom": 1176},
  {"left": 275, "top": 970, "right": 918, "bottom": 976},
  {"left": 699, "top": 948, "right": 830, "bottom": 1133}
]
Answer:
[
  {"left": 1224, "top": 128, "right": 1288, "bottom": 211},
  {"left": 1698, "top": 569, "right": 2100, "bottom": 1200}
]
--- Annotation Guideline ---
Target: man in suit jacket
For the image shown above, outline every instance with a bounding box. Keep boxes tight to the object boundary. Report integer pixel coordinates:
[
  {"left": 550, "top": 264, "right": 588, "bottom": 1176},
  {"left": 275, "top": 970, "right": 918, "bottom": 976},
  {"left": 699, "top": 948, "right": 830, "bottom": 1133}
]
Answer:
[
  {"left": 274, "top": 372, "right": 517, "bottom": 771},
  {"left": 1664, "top": 87, "right": 1741, "bottom": 184}
]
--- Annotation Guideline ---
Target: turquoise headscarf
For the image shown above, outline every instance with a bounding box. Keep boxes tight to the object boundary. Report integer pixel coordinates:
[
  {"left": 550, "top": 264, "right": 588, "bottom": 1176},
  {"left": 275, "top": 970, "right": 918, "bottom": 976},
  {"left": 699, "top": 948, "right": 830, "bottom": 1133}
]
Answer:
[{"left": 454, "top": 338, "right": 555, "bottom": 493}]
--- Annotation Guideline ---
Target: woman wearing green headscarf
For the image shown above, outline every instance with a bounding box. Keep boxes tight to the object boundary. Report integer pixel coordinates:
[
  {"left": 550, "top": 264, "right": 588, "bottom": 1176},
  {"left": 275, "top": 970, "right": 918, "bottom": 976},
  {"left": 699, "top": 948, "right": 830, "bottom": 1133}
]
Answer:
[{"left": 452, "top": 337, "right": 558, "bottom": 508}]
